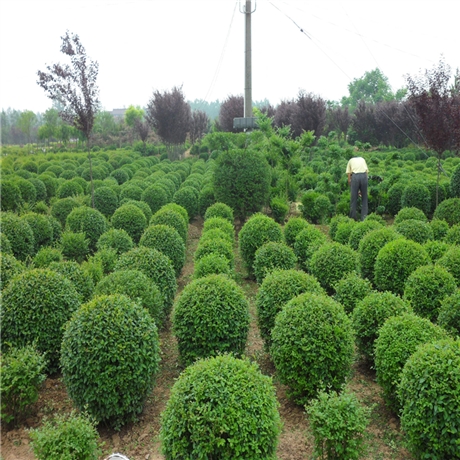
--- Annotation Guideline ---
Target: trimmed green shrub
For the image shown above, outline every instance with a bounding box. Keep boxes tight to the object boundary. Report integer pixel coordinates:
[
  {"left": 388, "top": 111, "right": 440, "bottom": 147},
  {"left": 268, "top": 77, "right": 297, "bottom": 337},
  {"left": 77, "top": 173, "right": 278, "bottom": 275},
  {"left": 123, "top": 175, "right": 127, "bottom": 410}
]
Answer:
[
  {"left": 49, "top": 260, "right": 94, "bottom": 302},
  {"left": 139, "top": 224, "right": 185, "bottom": 276},
  {"left": 352, "top": 291, "right": 412, "bottom": 363},
  {"left": 115, "top": 246, "right": 177, "bottom": 323},
  {"left": 111, "top": 203, "right": 147, "bottom": 244},
  {"left": 193, "top": 253, "right": 232, "bottom": 279},
  {"left": 401, "top": 182, "right": 431, "bottom": 215},
  {"left": 87, "top": 247, "right": 118, "bottom": 275},
  {"left": 21, "top": 212, "right": 54, "bottom": 251},
  {"left": 56, "top": 180, "right": 84, "bottom": 199},
  {"left": 110, "top": 168, "right": 130, "bottom": 184},
  {"left": 119, "top": 183, "right": 143, "bottom": 202},
  {"left": 256, "top": 269, "right": 324, "bottom": 350},
  {"left": 271, "top": 292, "right": 354, "bottom": 404},
  {"left": 334, "top": 220, "right": 357, "bottom": 245},
  {"left": 1, "top": 345, "right": 47, "bottom": 425},
  {"left": 445, "top": 223, "right": 460, "bottom": 245},
  {"left": 348, "top": 219, "right": 383, "bottom": 250},
  {"left": 14, "top": 177, "right": 37, "bottom": 204},
  {"left": 307, "top": 389, "right": 370, "bottom": 460},
  {"left": 150, "top": 208, "right": 187, "bottom": 244},
  {"left": 438, "top": 291, "right": 460, "bottom": 337},
  {"left": 239, "top": 213, "right": 283, "bottom": 274},
  {"left": 199, "top": 228, "right": 233, "bottom": 245},
  {"left": 284, "top": 217, "right": 309, "bottom": 248},
  {"left": 0, "top": 181, "right": 22, "bottom": 212},
  {"left": 430, "top": 218, "right": 449, "bottom": 240},
  {"left": 172, "top": 274, "right": 249, "bottom": 367},
  {"left": 374, "top": 239, "right": 430, "bottom": 295},
  {"left": 197, "top": 186, "right": 216, "bottom": 217},
  {"left": 2, "top": 269, "right": 80, "bottom": 372},
  {"left": 395, "top": 218, "right": 433, "bottom": 244},
  {"left": 61, "top": 294, "right": 160, "bottom": 429},
  {"left": 253, "top": 241, "right": 297, "bottom": 284},
  {"left": 204, "top": 202, "right": 234, "bottom": 223},
  {"left": 96, "top": 228, "right": 133, "bottom": 254},
  {"left": 374, "top": 313, "right": 448, "bottom": 413},
  {"left": 173, "top": 186, "right": 199, "bottom": 220},
  {"left": 194, "top": 237, "right": 234, "bottom": 268},
  {"left": 433, "top": 197, "right": 460, "bottom": 226},
  {"left": 270, "top": 196, "right": 289, "bottom": 224},
  {"left": 66, "top": 206, "right": 107, "bottom": 251},
  {"left": 329, "top": 215, "right": 354, "bottom": 241},
  {"left": 404, "top": 264, "right": 456, "bottom": 321},
  {"left": 398, "top": 339, "right": 460, "bottom": 459},
  {"left": 32, "top": 246, "right": 63, "bottom": 268},
  {"left": 160, "top": 355, "right": 281, "bottom": 459},
  {"left": 141, "top": 184, "right": 168, "bottom": 215},
  {"left": 394, "top": 206, "right": 428, "bottom": 224},
  {"left": 1, "top": 211, "right": 35, "bottom": 260},
  {"left": 333, "top": 272, "right": 373, "bottom": 315},
  {"left": 293, "top": 225, "right": 327, "bottom": 272},
  {"left": 310, "top": 242, "right": 359, "bottom": 294},
  {"left": 33, "top": 200, "right": 49, "bottom": 215},
  {"left": 423, "top": 240, "right": 450, "bottom": 263},
  {"left": 0, "top": 232, "right": 12, "bottom": 254},
  {"left": 29, "top": 179, "right": 47, "bottom": 203},
  {"left": 119, "top": 198, "right": 152, "bottom": 222},
  {"left": 51, "top": 197, "right": 79, "bottom": 227},
  {"left": 450, "top": 162, "right": 460, "bottom": 197},
  {"left": 60, "top": 231, "right": 89, "bottom": 263},
  {"left": 160, "top": 202, "right": 189, "bottom": 226},
  {"left": 0, "top": 253, "right": 24, "bottom": 290},
  {"left": 437, "top": 245, "right": 460, "bottom": 284},
  {"left": 93, "top": 186, "right": 118, "bottom": 217},
  {"left": 202, "top": 216, "right": 235, "bottom": 241}
]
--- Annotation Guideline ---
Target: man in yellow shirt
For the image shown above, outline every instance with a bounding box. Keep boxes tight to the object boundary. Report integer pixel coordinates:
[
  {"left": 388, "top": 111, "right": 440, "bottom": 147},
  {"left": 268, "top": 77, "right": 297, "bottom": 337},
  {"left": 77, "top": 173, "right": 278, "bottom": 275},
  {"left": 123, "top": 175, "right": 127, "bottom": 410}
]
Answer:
[{"left": 346, "top": 156, "right": 369, "bottom": 221}]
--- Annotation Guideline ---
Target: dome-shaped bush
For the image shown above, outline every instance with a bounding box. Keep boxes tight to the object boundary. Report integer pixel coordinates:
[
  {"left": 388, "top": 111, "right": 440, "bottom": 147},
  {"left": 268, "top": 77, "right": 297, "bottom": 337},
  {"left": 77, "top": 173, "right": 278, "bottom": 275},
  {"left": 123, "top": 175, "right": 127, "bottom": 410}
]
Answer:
[
  {"left": 436, "top": 245, "right": 460, "bottom": 284},
  {"left": 374, "top": 313, "right": 448, "bottom": 413},
  {"left": 194, "top": 237, "right": 234, "bottom": 268},
  {"left": 59, "top": 231, "right": 89, "bottom": 263},
  {"left": 271, "top": 292, "right": 354, "bottom": 404},
  {"left": 310, "top": 242, "right": 359, "bottom": 294},
  {"left": 433, "top": 198, "right": 460, "bottom": 226},
  {"left": 444, "top": 223, "right": 460, "bottom": 245},
  {"left": 0, "top": 253, "right": 24, "bottom": 290},
  {"left": 398, "top": 339, "right": 460, "bottom": 459},
  {"left": 374, "top": 239, "right": 430, "bottom": 295},
  {"left": 160, "top": 354, "right": 281, "bottom": 459},
  {"left": 93, "top": 186, "right": 118, "bottom": 217},
  {"left": 21, "top": 212, "right": 53, "bottom": 251},
  {"left": 202, "top": 216, "right": 235, "bottom": 241},
  {"left": 110, "top": 168, "right": 130, "bottom": 185},
  {"left": 141, "top": 185, "right": 168, "bottom": 214},
  {"left": 204, "top": 202, "right": 234, "bottom": 223},
  {"left": 95, "top": 269, "right": 163, "bottom": 324},
  {"left": 160, "top": 203, "right": 189, "bottom": 225},
  {"left": 423, "top": 240, "right": 450, "bottom": 263},
  {"left": 334, "top": 220, "right": 357, "bottom": 245},
  {"left": 32, "top": 246, "right": 63, "bottom": 268},
  {"left": 329, "top": 215, "right": 354, "bottom": 241},
  {"left": 50, "top": 197, "right": 79, "bottom": 227},
  {"left": 333, "top": 272, "right": 373, "bottom": 315},
  {"left": 438, "top": 290, "right": 460, "bottom": 337},
  {"left": 96, "top": 228, "right": 133, "bottom": 255},
  {"left": 239, "top": 213, "right": 283, "bottom": 274},
  {"left": 173, "top": 186, "right": 199, "bottom": 221},
  {"left": 394, "top": 206, "right": 427, "bottom": 224},
  {"left": 0, "top": 232, "right": 12, "bottom": 254},
  {"left": 119, "top": 183, "right": 143, "bottom": 202},
  {"left": 293, "top": 225, "right": 327, "bottom": 272},
  {"left": 61, "top": 294, "right": 160, "bottom": 429},
  {"left": 2, "top": 269, "right": 80, "bottom": 372},
  {"left": 56, "top": 180, "right": 84, "bottom": 199},
  {"left": 394, "top": 218, "right": 433, "bottom": 244},
  {"left": 1, "top": 212, "right": 35, "bottom": 261},
  {"left": 198, "top": 186, "right": 216, "bottom": 217},
  {"left": 348, "top": 220, "right": 383, "bottom": 251},
  {"left": 387, "top": 182, "right": 406, "bottom": 216},
  {"left": 150, "top": 208, "right": 187, "bottom": 244},
  {"left": 48, "top": 260, "right": 94, "bottom": 302},
  {"left": 115, "top": 246, "right": 177, "bottom": 324},
  {"left": 199, "top": 228, "right": 233, "bottom": 245},
  {"left": 253, "top": 241, "right": 297, "bottom": 284},
  {"left": 352, "top": 291, "right": 412, "bottom": 362},
  {"left": 14, "top": 177, "right": 37, "bottom": 204},
  {"left": 139, "top": 224, "right": 185, "bottom": 276},
  {"left": 401, "top": 182, "right": 431, "bottom": 215},
  {"left": 429, "top": 218, "right": 449, "bottom": 240},
  {"left": 172, "top": 274, "right": 249, "bottom": 367},
  {"left": 283, "top": 217, "right": 309, "bottom": 248},
  {"left": 29, "top": 178, "right": 47, "bottom": 203},
  {"left": 193, "top": 253, "right": 232, "bottom": 279},
  {"left": 0, "top": 181, "right": 22, "bottom": 212},
  {"left": 111, "top": 203, "right": 147, "bottom": 244},
  {"left": 66, "top": 206, "right": 107, "bottom": 251},
  {"left": 256, "top": 269, "right": 324, "bottom": 350},
  {"left": 404, "top": 264, "right": 456, "bottom": 321}
]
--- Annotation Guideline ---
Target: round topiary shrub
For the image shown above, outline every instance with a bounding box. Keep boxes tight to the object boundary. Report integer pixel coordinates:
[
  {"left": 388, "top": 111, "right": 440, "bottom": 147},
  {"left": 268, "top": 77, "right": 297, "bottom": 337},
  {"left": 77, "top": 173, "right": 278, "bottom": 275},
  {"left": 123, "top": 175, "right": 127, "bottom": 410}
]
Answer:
[
  {"left": 61, "top": 294, "right": 160, "bottom": 429},
  {"left": 348, "top": 220, "right": 383, "bottom": 251},
  {"left": 198, "top": 186, "right": 216, "bottom": 218},
  {"left": 333, "top": 272, "right": 373, "bottom": 315},
  {"left": 329, "top": 215, "right": 354, "bottom": 241},
  {"left": 394, "top": 206, "right": 428, "bottom": 224},
  {"left": 32, "top": 246, "right": 63, "bottom": 268},
  {"left": 239, "top": 213, "right": 283, "bottom": 274},
  {"left": 66, "top": 206, "right": 107, "bottom": 252},
  {"left": 48, "top": 260, "right": 94, "bottom": 302},
  {"left": 194, "top": 237, "right": 234, "bottom": 268},
  {"left": 119, "top": 198, "right": 152, "bottom": 223},
  {"left": 450, "top": 162, "right": 460, "bottom": 197},
  {"left": 283, "top": 216, "right": 309, "bottom": 248},
  {"left": 14, "top": 177, "right": 37, "bottom": 204},
  {"left": 398, "top": 339, "right": 460, "bottom": 459},
  {"left": 51, "top": 197, "right": 79, "bottom": 227},
  {"left": 395, "top": 219, "right": 433, "bottom": 244},
  {"left": 423, "top": 240, "right": 450, "bottom": 263},
  {"left": 60, "top": 231, "right": 89, "bottom": 264},
  {"left": 2, "top": 269, "right": 80, "bottom": 372},
  {"left": 445, "top": 224, "right": 460, "bottom": 245},
  {"left": 436, "top": 245, "right": 460, "bottom": 284},
  {"left": 374, "top": 239, "right": 430, "bottom": 296},
  {"left": 1, "top": 212, "right": 35, "bottom": 261},
  {"left": 256, "top": 269, "right": 324, "bottom": 350},
  {"left": 160, "top": 203, "right": 189, "bottom": 226},
  {"left": 141, "top": 185, "right": 168, "bottom": 215},
  {"left": 352, "top": 291, "right": 412, "bottom": 363},
  {"left": 173, "top": 186, "right": 199, "bottom": 221},
  {"left": 293, "top": 225, "right": 327, "bottom": 272},
  {"left": 150, "top": 208, "right": 187, "bottom": 244},
  {"left": 93, "top": 186, "right": 118, "bottom": 217},
  {"left": 0, "top": 181, "right": 22, "bottom": 212},
  {"left": 21, "top": 212, "right": 54, "bottom": 252},
  {"left": 199, "top": 228, "right": 233, "bottom": 245},
  {"left": 270, "top": 196, "right": 289, "bottom": 224},
  {"left": 160, "top": 354, "right": 281, "bottom": 459},
  {"left": 28, "top": 179, "right": 46, "bottom": 203},
  {"left": 438, "top": 290, "right": 460, "bottom": 337},
  {"left": 115, "top": 246, "right": 177, "bottom": 324},
  {"left": 111, "top": 203, "right": 147, "bottom": 244},
  {"left": 433, "top": 197, "right": 460, "bottom": 226},
  {"left": 404, "top": 264, "right": 456, "bottom": 322},
  {"left": 202, "top": 216, "right": 235, "bottom": 241},
  {"left": 374, "top": 313, "right": 448, "bottom": 413},
  {"left": 110, "top": 168, "right": 130, "bottom": 185},
  {"left": 310, "top": 242, "right": 359, "bottom": 294},
  {"left": 119, "top": 183, "right": 143, "bottom": 202},
  {"left": 204, "top": 201, "right": 234, "bottom": 223},
  {"left": 172, "top": 274, "right": 249, "bottom": 367},
  {"left": 0, "top": 253, "right": 24, "bottom": 291},
  {"left": 0, "top": 232, "right": 12, "bottom": 254},
  {"left": 193, "top": 253, "right": 232, "bottom": 279},
  {"left": 334, "top": 220, "right": 357, "bottom": 245},
  {"left": 56, "top": 180, "right": 84, "bottom": 199},
  {"left": 96, "top": 228, "right": 133, "bottom": 254},
  {"left": 271, "top": 292, "right": 354, "bottom": 404},
  {"left": 139, "top": 224, "right": 185, "bottom": 276},
  {"left": 430, "top": 218, "right": 449, "bottom": 240},
  {"left": 387, "top": 182, "right": 406, "bottom": 216},
  {"left": 401, "top": 182, "right": 431, "bottom": 216},
  {"left": 253, "top": 241, "right": 297, "bottom": 284}
]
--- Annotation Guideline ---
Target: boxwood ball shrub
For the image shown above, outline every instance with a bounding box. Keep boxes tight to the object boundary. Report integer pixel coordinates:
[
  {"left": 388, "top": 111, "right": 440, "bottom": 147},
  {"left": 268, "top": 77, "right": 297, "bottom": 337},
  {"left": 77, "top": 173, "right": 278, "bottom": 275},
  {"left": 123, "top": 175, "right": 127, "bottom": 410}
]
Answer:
[
  {"left": 139, "top": 224, "right": 185, "bottom": 276},
  {"left": 0, "top": 180, "right": 22, "bottom": 212},
  {"left": 0, "top": 253, "right": 24, "bottom": 291},
  {"left": 202, "top": 216, "right": 235, "bottom": 241},
  {"left": 32, "top": 247, "right": 63, "bottom": 268},
  {"left": 1, "top": 212, "right": 35, "bottom": 261},
  {"left": 150, "top": 208, "right": 187, "bottom": 244},
  {"left": 66, "top": 206, "right": 107, "bottom": 251},
  {"left": 204, "top": 201, "right": 234, "bottom": 223},
  {"left": 93, "top": 186, "right": 118, "bottom": 217},
  {"left": 348, "top": 220, "right": 383, "bottom": 251},
  {"left": 423, "top": 240, "right": 450, "bottom": 263},
  {"left": 115, "top": 246, "right": 177, "bottom": 324},
  {"left": 48, "top": 261, "right": 94, "bottom": 302},
  {"left": 401, "top": 182, "right": 431, "bottom": 216},
  {"left": 96, "top": 228, "right": 133, "bottom": 254},
  {"left": 0, "top": 232, "right": 12, "bottom": 254},
  {"left": 119, "top": 198, "right": 152, "bottom": 223},
  {"left": 433, "top": 197, "right": 460, "bottom": 226},
  {"left": 374, "top": 313, "right": 448, "bottom": 413},
  {"left": 160, "top": 203, "right": 189, "bottom": 226},
  {"left": 430, "top": 218, "right": 449, "bottom": 240},
  {"left": 160, "top": 355, "right": 281, "bottom": 459},
  {"left": 56, "top": 180, "right": 84, "bottom": 199},
  {"left": 172, "top": 274, "right": 249, "bottom": 367},
  {"left": 333, "top": 272, "right": 373, "bottom": 315},
  {"left": 119, "top": 183, "right": 143, "bottom": 202},
  {"left": 271, "top": 292, "right": 354, "bottom": 404},
  {"left": 374, "top": 239, "right": 430, "bottom": 296},
  {"left": 283, "top": 217, "right": 309, "bottom": 248},
  {"left": 394, "top": 206, "right": 427, "bottom": 224},
  {"left": 394, "top": 218, "right": 433, "bottom": 244},
  {"left": 293, "top": 225, "right": 327, "bottom": 272},
  {"left": 194, "top": 237, "right": 234, "bottom": 268},
  {"left": 436, "top": 245, "right": 460, "bottom": 284},
  {"left": 256, "top": 269, "right": 324, "bottom": 350},
  {"left": 111, "top": 203, "right": 146, "bottom": 244},
  {"left": 310, "top": 242, "right": 359, "bottom": 294},
  {"left": 352, "top": 291, "right": 412, "bottom": 363},
  {"left": 329, "top": 215, "right": 354, "bottom": 241},
  {"left": 141, "top": 184, "right": 168, "bottom": 214},
  {"left": 253, "top": 241, "right": 297, "bottom": 284},
  {"left": 21, "top": 212, "right": 54, "bottom": 251},
  {"left": 199, "top": 228, "right": 233, "bottom": 245},
  {"left": 239, "top": 213, "right": 283, "bottom": 274},
  {"left": 334, "top": 220, "right": 357, "bottom": 245},
  {"left": 61, "top": 294, "right": 160, "bottom": 429},
  {"left": 60, "top": 231, "right": 90, "bottom": 263},
  {"left": 193, "top": 253, "right": 232, "bottom": 279},
  {"left": 437, "top": 291, "right": 460, "bottom": 337},
  {"left": 404, "top": 264, "right": 456, "bottom": 321},
  {"left": 173, "top": 186, "right": 199, "bottom": 221},
  {"left": 270, "top": 196, "right": 289, "bottom": 224},
  {"left": 398, "top": 339, "right": 460, "bottom": 459},
  {"left": 445, "top": 223, "right": 460, "bottom": 245},
  {"left": 51, "top": 197, "right": 79, "bottom": 227},
  {"left": 14, "top": 177, "right": 37, "bottom": 204},
  {"left": 1, "top": 269, "right": 80, "bottom": 372}
]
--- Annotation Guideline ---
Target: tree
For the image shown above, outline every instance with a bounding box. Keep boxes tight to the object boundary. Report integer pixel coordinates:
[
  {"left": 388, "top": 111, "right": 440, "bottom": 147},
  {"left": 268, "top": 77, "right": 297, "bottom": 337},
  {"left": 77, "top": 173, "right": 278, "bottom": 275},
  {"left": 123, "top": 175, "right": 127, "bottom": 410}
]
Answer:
[
  {"left": 124, "top": 105, "right": 144, "bottom": 143},
  {"left": 190, "top": 110, "right": 210, "bottom": 144},
  {"left": 17, "top": 110, "right": 37, "bottom": 144},
  {"left": 218, "top": 95, "right": 244, "bottom": 132},
  {"left": 134, "top": 119, "right": 150, "bottom": 148},
  {"left": 93, "top": 110, "right": 120, "bottom": 143},
  {"left": 37, "top": 30, "right": 100, "bottom": 207},
  {"left": 146, "top": 86, "right": 191, "bottom": 149},
  {"left": 274, "top": 99, "right": 296, "bottom": 132},
  {"left": 292, "top": 91, "right": 326, "bottom": 139}
]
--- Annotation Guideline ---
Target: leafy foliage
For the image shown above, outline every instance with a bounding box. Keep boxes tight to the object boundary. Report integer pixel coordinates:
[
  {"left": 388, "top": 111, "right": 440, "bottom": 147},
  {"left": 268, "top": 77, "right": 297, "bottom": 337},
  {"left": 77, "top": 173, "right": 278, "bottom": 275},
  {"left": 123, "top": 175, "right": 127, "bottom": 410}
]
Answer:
[
  {"left": 433, "top": 198, "right": 460, "bottom": 226},
  {"left": 66, "top": 206, "right": 107, "bottom": 251},
  {"left": 293, "top": 224, "right": 327, "bottom": 272},
  {"left": 333, "top": 272, "right": 373, "bottom": 315},
  {"left": 173, "top": 186, "right": 199, "bottom": 221},
  {"left": 194, "top": 237, "right": 234, "bottom": 268},
  {"left": 96, "top": 228, "right": 133, "bottom": 254},
  {"left": 253, "top": 241, "right": 297, "bottom": 284},
  {"left": 0, "top": 253, "right": 24, "bottom": 290},
  {"left": 437, "top": 290, "right": 460, "bottom": 337},
  {"left": 204, "top": 201, "right": 234, "bottom": 223},
  {"left": 59, "top": 231, "right": 89, "bottom": 263},
  {"left": 1, "top": 211, "right": 35, "bottom": 261},
  {"left": 111, "top": 203, "right": 147, "bottom": 244},
  {"left": 193, "top": 253, "right": 232, "bottom": 279},
  {"left": 150, "top": 207, "right": 187, "bottom": 244}
]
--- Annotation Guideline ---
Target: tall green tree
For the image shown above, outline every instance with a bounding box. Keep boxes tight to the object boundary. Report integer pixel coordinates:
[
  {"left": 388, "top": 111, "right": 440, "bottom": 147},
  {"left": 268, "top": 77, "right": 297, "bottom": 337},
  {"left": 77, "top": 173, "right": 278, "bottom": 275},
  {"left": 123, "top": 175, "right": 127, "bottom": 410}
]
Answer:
[{"left": 17, "top": 110, "right": 37, "bottom": 144}]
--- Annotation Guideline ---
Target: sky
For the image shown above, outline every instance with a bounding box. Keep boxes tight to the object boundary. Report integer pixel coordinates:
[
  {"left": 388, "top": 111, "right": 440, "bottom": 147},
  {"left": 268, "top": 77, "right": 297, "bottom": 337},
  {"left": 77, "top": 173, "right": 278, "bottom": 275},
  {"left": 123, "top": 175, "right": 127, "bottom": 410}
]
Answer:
[{"left": 0, "top": 0, "right": 459, "bottom": 113}]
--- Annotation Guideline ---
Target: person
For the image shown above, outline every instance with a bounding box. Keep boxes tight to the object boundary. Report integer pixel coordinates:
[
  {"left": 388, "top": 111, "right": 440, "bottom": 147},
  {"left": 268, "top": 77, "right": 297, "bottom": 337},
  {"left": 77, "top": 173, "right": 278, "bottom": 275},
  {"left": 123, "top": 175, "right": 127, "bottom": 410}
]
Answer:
[{"left": 346, "top": 156, "right": 369, "bottom": 221}]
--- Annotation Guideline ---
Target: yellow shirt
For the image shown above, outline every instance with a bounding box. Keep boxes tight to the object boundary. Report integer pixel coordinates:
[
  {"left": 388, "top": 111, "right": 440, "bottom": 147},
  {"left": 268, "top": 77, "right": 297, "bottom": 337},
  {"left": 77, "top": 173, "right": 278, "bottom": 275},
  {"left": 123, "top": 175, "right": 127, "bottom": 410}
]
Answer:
[{"left": 346, "top": 157, "right": 369, "bottom": 174}]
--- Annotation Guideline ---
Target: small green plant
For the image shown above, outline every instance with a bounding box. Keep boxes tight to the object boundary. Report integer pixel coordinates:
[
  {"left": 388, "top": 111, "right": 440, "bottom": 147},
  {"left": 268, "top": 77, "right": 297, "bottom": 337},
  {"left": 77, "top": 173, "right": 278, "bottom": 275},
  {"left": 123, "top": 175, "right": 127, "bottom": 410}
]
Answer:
[
  {"left": 93, "top": 185, "right": 118, "bottom": 217},
  {"left": 202, "top": 216, "right": 235, "bottom": 241},
  {"left": 0, "top": 253, "right": 24, "bottom": 291},
  {"left": 48, "top": 261, "right": 95, "bottom": 302},
  {"left": 0, "top": 211, "right": 35, "bottom": 261},
  {"left": 333, "top": 272, "right": 373, "bottom": 315},
  {"left": 29, "top": 410, "right": 102, "bottom": 460},
  {"left": 433, "top": 197, "right": 460, "bottom": 226},
  {"left": 395, "top": 218, "right": 433, "bottom": 244},
  {"left": 60, "top": 231, "right": 90, "bottom": 263},
  {"left": 204, "top": 201, "right": 234, "bottom": 223},
  {"left": 394, "top": 206, "right": 427, "bottom": 224},
  {"left": 253, "top": 241, "right": 297, "bottom": 284},
  {"left": 193, "top": 253, "right": 232, "bottom": 279},
  {"left": 270, "top": 196, "right": 289, "bottom": 224},
  {"left": 437, "top": 290, "right": 460, "bottom": 337},
  {"left": 141, "top": 184, "right": 168, "bottom": 214},
  {"left": 111, "top": 203, "right": 147, "bottom": 244},
  {"left": 50, "top": 197, "right": 79, "bottom": 227},
  {"left": 173, "top": 186, "right": 199, "bottom": 220},
  {"left": 96, "top": 228, "right": 133, "bottom": 254},
  {"left": 429, "top": 218, "right": 449, "bottom": 240},
  {"left": 293, "top": 224, "right": 327, "bottom": 272},
  {"left": 423, "top": 240, "right": 450, "bottom": 262},
  {"left": 32, "top": 246, "right": 63, "bottom": 268},
  {"left": 194, "top": 237, "right": 235, "bottom": 268},
  {"left": 150, "top": 207, "right": 188, "bottom": 244},
  {"left": 283, "top": 216, "right": 309, "bottom": 248},
  {"left": 66, "top": 206, "right": 107, "bottom": 252},
  {"left": 1, "top": 345, "right": 47, "bottom": 425},
  {"left": 307, "top": 389, "right": 371, "bottom": 460},
  {"left": 348, "top": 219, "right": 383, "bottom": 251}
]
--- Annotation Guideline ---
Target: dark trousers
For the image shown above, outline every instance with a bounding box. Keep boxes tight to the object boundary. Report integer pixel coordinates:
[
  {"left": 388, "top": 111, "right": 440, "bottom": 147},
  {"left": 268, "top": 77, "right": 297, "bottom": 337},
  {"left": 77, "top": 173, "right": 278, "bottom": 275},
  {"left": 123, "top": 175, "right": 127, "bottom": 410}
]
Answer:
[{"left": 350, "top": 173, "right": 368, "bottom": 221}]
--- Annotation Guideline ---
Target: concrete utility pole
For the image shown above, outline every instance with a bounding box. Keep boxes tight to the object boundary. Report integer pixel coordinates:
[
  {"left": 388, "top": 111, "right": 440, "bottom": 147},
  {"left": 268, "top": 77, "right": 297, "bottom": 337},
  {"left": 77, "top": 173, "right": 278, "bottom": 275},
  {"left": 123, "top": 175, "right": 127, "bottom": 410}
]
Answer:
[{"left": 244, "top": 0, "right": 253, "bottom": 118}]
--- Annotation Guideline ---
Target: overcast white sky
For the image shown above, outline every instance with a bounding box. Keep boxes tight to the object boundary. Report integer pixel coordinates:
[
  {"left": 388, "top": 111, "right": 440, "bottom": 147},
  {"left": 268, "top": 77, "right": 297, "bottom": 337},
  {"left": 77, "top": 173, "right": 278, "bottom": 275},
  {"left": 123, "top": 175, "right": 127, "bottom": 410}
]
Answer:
[{"left": 0, "top": 0, "right": 459, "bottom": 113}]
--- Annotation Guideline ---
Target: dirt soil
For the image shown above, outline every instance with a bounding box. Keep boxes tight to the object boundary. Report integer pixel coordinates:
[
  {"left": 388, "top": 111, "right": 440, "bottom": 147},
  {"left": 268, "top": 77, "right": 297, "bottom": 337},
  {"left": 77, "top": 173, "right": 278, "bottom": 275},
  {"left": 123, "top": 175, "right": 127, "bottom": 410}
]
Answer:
[{"left": 1, "top": 218, "right": 411, "bottom": 460}]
